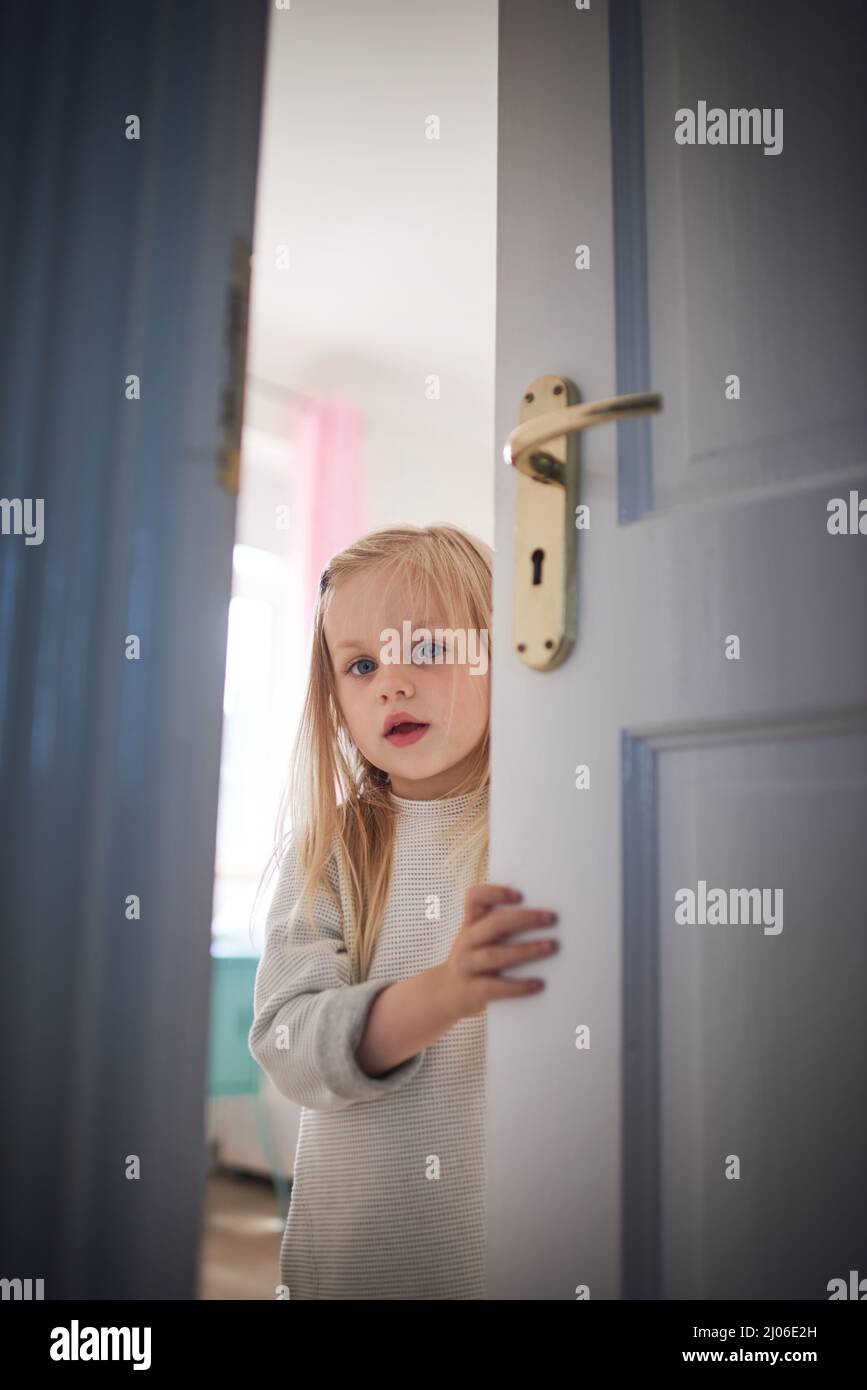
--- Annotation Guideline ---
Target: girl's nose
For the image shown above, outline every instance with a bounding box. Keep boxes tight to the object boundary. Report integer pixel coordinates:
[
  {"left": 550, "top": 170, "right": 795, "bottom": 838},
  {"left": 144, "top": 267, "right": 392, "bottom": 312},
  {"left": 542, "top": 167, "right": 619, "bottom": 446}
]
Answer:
[{"left": 379, "top": 667, "right": 415, "bottom": 700}]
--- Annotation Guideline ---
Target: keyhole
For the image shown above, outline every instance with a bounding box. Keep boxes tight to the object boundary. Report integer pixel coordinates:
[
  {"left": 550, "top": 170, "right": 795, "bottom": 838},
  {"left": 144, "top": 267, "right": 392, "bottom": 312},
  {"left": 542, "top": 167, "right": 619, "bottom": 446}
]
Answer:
[{"left": 531, "top": 548, "right": 545, "bottom": 585}]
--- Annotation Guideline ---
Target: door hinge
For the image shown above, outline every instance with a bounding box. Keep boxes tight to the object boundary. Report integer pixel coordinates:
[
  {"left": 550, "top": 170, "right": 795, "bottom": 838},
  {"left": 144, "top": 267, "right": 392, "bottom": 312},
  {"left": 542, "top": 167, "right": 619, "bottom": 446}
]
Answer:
[{"left": 217, "top": 235, "right": 252, "bottom": 495}]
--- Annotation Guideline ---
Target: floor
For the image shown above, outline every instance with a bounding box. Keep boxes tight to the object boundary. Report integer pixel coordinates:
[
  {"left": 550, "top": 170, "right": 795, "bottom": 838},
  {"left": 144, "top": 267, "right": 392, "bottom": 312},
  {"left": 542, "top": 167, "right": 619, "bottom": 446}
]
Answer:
[{"left": 197, "top": 1167, "right": 288, "bottom": 1300}]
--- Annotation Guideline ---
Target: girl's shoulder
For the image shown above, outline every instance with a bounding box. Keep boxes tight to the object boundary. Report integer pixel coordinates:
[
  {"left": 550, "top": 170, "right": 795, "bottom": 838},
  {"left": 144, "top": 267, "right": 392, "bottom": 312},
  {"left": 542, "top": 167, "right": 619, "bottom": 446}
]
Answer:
[{"left": 274, "top": 825, "right": 344, "bottom": 900}]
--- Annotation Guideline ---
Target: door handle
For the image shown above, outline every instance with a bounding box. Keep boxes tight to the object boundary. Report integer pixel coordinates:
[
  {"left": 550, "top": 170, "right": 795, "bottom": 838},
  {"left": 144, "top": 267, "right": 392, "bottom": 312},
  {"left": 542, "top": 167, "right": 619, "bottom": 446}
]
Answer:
[{"left": 504, "top": 375, "right": 662, "bottom": 671}]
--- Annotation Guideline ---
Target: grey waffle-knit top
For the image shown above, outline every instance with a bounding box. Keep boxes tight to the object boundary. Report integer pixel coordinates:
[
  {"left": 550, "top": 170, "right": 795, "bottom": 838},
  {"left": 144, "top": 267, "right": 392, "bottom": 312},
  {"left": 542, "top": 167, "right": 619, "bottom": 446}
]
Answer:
[{"left": 248, "top": 786, "right": 488, "bottom": 1299}]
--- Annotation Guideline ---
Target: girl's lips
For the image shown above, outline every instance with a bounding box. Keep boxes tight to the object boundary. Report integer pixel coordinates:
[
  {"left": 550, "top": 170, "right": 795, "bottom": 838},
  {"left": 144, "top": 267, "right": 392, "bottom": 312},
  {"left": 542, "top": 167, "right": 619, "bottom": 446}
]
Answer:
[{"left": 384, "top": 722, "right": 430, "bottom": 747}]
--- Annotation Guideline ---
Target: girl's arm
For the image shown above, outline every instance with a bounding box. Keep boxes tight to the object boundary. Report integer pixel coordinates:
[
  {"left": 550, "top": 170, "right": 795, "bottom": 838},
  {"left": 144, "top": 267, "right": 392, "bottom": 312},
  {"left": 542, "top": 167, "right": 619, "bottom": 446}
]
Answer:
[
  {"left": 248, "top": 839, "right": 426, "bottom": 1112},
  {"left": 357, "top": 884, "right": 561, "bottom": 1074},
  {"left": 354, "top": 966, "right": 457, "bottom": 1077}
]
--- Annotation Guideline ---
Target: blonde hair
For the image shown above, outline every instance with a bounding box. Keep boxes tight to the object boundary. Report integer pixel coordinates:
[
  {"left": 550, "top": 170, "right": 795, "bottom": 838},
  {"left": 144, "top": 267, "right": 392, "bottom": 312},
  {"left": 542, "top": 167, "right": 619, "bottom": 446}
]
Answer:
[{"left": 251, "top": 523, "right": 491, "bottom": 982}]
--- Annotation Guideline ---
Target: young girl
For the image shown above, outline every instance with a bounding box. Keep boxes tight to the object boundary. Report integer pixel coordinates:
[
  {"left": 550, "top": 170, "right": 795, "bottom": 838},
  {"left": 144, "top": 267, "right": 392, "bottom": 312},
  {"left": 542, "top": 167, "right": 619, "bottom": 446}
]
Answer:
[{"left": 248, "top": 523, "right": 559, "bottom": 1299}]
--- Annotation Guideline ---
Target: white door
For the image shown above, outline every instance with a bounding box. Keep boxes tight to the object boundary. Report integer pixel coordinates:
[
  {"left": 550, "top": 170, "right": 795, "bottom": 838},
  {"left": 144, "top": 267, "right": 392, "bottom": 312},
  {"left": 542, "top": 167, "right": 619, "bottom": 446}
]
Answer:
[{"left": 489, "top": 0, "right": 866, "bottom": 1300}]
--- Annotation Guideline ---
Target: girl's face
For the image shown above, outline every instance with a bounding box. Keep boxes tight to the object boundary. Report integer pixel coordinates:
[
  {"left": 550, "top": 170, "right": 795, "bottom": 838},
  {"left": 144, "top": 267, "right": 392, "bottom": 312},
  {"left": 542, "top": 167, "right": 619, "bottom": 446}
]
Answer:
[{"left": 323, "top": 566, "right": 489, "bottom": 800}]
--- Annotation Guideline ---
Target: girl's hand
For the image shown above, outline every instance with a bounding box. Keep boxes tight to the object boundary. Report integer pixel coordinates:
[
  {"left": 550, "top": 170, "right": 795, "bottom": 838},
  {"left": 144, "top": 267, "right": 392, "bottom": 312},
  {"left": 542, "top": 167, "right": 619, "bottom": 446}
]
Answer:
[{"left": 432, "top": 884, "right": 559, "bottom": 1023}]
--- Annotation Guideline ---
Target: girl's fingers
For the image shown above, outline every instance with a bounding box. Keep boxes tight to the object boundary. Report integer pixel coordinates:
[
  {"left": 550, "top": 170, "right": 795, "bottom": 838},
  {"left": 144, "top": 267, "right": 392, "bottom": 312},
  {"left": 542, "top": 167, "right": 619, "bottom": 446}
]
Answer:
[
  {"left": 470, "top": 905, "right": 558, "bottom": 945},
  {"left": 463, "top": 883, "right": 523, "bottom": 926},
  {"left": 466, "top": 937, "right": 558, "bottom": 975},
  {"left": 483, "top": 975, "right": 546, "bottom": 1001}
]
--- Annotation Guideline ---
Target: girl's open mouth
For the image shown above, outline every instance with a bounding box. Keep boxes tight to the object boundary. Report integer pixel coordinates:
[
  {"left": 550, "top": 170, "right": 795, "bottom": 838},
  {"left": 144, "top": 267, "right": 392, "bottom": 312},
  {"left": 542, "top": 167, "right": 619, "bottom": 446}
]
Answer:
[{"left": 385, "top": 722, "right": 430, "bottom": 747}]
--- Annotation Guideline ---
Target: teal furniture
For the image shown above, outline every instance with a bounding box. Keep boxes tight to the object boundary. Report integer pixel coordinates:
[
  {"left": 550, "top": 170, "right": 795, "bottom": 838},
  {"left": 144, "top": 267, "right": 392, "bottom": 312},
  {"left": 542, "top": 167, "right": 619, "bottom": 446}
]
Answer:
[
  {"left": 208, "top": 945, "right": 291, "bottom": 1218},
  {"left": 208, "top": 948, "right": 260, "bottom": 1097}
]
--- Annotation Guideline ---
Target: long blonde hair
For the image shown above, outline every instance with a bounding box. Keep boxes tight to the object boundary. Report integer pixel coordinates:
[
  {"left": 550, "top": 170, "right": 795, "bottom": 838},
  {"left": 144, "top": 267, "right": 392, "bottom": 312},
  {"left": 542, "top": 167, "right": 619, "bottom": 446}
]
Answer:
[{"left": 251, "top": 523, "right": 491, "bottom": 982}]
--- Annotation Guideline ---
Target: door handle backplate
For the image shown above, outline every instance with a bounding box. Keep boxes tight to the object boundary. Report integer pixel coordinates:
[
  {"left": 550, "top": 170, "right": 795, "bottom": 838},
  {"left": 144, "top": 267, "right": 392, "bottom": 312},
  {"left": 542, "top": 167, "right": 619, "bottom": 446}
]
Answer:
[{"left": 504, "top": 375, "right": 662, "bottom": 671}]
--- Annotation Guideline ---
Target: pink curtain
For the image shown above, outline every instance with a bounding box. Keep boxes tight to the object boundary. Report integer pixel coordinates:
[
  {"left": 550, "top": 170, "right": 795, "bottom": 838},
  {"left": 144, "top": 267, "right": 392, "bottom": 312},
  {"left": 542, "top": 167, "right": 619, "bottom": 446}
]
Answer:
[{"left": 291, "top": 395, "right": 365, "bottom": 624}]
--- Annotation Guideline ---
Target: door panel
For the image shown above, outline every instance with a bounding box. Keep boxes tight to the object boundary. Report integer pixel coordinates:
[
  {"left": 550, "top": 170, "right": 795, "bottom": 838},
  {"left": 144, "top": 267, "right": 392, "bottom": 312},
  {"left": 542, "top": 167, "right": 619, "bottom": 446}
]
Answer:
[
  {"left": 656, "top": 734, "right": 867, "bottom": 1299},
  {"left": 634, "top": 0, "right": 867, "bottom": 511}
]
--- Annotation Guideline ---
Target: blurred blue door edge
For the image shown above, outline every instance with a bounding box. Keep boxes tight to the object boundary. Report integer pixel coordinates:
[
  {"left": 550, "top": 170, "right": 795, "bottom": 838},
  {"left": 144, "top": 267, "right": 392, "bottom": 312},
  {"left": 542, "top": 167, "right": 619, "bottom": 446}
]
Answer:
[{"left": 0, "top": 0, "right": 269, "bottom": 1298}]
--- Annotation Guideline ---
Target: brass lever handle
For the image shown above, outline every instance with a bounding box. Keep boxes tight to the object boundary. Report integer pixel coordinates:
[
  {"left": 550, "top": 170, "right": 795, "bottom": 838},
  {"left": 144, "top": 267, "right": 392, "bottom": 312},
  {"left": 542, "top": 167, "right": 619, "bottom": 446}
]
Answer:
[
  {"left": 507, "top": 377, "right": 663, "bottom": 671},
  {"left": 504, "top": 390, "right": 663, "bottom": 480}
]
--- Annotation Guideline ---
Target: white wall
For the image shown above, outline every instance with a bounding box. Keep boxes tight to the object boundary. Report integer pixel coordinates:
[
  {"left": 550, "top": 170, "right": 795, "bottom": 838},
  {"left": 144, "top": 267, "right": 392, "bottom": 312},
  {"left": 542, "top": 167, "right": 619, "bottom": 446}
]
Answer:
[
  {"left": 244, "top": 0, "right": 498, "bottom": 542},
  {"left": 214, "top": 0, "right": 498, "bottom": 925}
]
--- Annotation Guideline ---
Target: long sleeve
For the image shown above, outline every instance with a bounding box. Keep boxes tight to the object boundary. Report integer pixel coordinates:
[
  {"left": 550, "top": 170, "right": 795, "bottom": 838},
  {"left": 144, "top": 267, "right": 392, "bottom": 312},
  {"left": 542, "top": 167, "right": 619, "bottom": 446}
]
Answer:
[{"left": 248, "top": 836, "right": 427, "bottom": 1112}]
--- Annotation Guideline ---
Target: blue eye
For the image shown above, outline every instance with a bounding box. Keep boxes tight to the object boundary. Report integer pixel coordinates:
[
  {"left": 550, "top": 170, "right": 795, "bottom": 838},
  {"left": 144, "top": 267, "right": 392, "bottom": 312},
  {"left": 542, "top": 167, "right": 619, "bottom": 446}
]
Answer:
[
  {"left": 347, "top": 657, "right": 376, "bottom": 677},
  {"left": 413, "top": 640, "right": 444, "bottom": 664}
]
